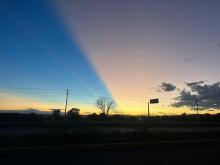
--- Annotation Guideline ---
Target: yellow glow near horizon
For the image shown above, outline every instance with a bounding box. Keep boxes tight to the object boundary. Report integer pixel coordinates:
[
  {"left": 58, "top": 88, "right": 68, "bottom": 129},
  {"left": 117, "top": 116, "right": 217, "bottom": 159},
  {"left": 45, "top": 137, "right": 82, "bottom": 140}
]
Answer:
[
  {"left": 0, "top": 91, "right": 104, "bottom": 114},
  {"left": 0, "top": 91, "right": 218, "bottom": 115},
  {"left": 0, "top": 92, "right": 62, "bottom": 111}
]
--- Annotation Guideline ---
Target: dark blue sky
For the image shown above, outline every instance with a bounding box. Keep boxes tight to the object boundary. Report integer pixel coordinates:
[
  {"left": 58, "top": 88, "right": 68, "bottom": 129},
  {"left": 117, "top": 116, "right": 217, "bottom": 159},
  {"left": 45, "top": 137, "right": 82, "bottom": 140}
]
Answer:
[{"left": 0, "top": 0, "right": 111, "bottom": 108}]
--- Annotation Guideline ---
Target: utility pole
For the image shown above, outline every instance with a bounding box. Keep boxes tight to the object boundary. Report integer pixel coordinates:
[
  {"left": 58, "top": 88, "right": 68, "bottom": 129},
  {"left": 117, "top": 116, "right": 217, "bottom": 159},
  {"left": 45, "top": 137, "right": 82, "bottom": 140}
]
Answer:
[
  {"left": 195, "top": 99, "right": 199, "bottom": 115},
  {"left": 147, "top": 102, "right": 150, "bottom": 117},
  {"left": 195, "top": 99, "right": 199, "bottom": 120},
  {"left": 64, "top": 89, "right": 69, "bottom": 118}
]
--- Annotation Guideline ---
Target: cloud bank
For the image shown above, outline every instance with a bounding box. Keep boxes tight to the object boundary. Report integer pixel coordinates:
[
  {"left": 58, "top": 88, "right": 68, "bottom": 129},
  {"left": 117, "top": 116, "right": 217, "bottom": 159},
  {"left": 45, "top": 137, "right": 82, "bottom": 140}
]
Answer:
[{"left": 172, "top": 81, "right": 220, "bottom": 110}]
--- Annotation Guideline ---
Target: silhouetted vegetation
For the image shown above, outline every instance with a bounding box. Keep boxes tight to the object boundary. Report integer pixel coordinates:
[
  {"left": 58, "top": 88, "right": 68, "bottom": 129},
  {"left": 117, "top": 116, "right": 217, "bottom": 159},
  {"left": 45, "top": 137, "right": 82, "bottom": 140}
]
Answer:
[
  {"left": 1, "top": 112, "right": 220, "bottom": 147},
  {"left": 1, "top": 112, "right": 220, "bottom": 122},
  {"left": 67, "top": 108, "right": 81, "bottom": 120},
  {"left": 52, "top": 109, "right": 62, "bottom": 120},
  {"left": 95, "top": 96, "right": 116, "bottom": 116}
]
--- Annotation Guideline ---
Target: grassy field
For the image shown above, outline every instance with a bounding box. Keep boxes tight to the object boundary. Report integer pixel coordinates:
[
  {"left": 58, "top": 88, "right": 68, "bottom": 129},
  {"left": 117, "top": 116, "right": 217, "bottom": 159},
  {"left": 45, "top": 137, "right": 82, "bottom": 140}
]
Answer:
[
  {"left": 1, "top": 120, "right": 220, "bottom": 147},
  {"left": 1, "top": 119, "right": 220, "bottom": 164}
]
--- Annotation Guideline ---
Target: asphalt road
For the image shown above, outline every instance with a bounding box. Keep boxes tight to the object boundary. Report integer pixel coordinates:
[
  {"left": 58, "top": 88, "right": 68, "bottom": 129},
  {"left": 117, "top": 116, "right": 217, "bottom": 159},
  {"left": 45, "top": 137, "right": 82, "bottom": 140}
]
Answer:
[{"left": 0, "top": 140, "right": 220, "bottom": 165}]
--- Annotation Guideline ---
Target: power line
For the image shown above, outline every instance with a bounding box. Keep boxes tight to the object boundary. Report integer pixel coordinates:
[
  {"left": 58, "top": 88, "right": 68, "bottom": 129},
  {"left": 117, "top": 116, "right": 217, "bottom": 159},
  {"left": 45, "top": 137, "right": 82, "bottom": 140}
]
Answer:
[
  {"left": 0, "top": 86, "right": 157, "bottom": 99},
  {"left": 2, "top": 86, "right": 220, "bottom": 106}
]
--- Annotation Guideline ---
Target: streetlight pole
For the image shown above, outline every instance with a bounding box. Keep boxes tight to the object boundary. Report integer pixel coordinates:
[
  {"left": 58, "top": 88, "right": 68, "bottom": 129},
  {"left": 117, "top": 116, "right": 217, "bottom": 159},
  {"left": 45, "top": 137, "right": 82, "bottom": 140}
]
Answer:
[{"left": 148, "top": 102, "right": 150, "bottom": 117}]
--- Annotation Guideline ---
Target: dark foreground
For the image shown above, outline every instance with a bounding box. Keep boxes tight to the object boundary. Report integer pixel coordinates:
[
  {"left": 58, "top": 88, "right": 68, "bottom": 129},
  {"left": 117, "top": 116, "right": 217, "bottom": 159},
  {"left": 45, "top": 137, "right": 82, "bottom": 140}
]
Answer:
[{"left": 1, "top": 139, "right": 220, "bottom": 165}]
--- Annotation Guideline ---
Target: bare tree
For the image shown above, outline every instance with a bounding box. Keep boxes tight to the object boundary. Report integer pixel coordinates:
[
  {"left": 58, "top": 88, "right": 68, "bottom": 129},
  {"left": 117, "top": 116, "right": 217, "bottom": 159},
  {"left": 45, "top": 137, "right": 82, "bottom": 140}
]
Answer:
[{"left": 95, "top": 96, "right": 116, "bottom": 115}]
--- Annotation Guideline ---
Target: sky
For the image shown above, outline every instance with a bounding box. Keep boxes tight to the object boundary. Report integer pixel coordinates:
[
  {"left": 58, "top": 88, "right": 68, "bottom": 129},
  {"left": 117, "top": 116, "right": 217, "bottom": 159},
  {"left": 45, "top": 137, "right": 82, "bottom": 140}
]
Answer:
[{"left": 1, "top": 0, "right": 220, "bottom": 115}]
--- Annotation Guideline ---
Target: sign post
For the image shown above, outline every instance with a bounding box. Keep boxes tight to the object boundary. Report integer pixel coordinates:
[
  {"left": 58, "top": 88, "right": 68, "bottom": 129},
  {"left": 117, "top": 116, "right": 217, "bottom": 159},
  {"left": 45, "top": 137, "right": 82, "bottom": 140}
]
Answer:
[
  {"left": 148, "top": 102, "right": 150, "bottom": 117},
  {"left": 148, "top": 98, "right": 159, "bottom": 117}
]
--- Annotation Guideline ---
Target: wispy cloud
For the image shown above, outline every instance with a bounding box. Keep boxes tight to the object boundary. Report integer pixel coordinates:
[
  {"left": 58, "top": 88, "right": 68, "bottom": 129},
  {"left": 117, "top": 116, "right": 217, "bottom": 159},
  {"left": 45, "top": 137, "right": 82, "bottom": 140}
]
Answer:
[
  {"left": 183, "top": 57, "right": 195, "bottom": 62},
  {"left": 206, "top": 43, "right": 220, "bottom": 51}
]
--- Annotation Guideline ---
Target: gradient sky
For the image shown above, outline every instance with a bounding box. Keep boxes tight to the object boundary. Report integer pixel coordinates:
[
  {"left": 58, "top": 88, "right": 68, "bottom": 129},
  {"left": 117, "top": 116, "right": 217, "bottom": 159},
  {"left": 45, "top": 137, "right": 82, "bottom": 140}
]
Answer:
[
  {"left": 0, "top": 0, "right": 111, "bottom": 114},
  {"left": 1, "top": 0, "right": 220, "bottom": 115}
]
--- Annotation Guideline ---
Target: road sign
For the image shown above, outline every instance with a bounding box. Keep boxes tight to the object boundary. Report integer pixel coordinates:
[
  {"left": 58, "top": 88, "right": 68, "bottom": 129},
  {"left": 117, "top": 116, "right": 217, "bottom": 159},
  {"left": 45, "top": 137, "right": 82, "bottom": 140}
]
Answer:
[
  {"left": 150, "top": 98, "right": 159, "bottom": 104},
  {"left": 147, "top": 98, "right": 159, "bottom": 117}
]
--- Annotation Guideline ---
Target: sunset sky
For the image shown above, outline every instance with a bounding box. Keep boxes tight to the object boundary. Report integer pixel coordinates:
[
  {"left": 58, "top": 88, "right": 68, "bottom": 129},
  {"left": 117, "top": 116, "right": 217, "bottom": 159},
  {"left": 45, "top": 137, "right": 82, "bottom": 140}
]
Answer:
[{"left": 1, "top": 0, "right": 220, "bottom": 115}]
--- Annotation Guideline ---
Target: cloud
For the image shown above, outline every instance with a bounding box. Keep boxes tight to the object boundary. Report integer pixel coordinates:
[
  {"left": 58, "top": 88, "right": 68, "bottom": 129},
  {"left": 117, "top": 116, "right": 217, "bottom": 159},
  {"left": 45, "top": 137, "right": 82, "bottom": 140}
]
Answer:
[
  {"left": 183, "top": 57, "right": 195, "bottom": 62},
  {"left": 159, "top": 82, "right": 176, "bottom": 92},
  {"left": 172, "top": 81, "right": 220, "bottom": 110},
  {"left": 186, "top": 81, "right": 204, "bottom": 88},
  {"left": 207, "top": 46, "right": 213, "bottom": 50},
  {"left": 185, "top": 80, "right": 208, "bottom": 87},
  {"left": 206, "top": 44, "right": 220, "bottom": 51}
]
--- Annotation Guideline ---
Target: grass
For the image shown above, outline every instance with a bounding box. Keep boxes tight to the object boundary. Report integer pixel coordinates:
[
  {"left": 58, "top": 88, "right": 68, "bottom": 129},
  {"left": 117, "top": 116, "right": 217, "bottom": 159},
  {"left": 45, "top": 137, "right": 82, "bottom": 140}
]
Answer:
[{"left": 1, "top": 118, "right": 220, "bottom": 147}]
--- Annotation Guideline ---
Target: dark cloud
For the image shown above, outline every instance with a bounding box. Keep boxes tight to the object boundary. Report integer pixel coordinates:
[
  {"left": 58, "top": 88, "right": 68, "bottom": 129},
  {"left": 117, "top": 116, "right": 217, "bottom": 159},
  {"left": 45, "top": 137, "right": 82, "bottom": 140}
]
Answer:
[
  {"left": 186, "top": 81, "right": 204, "bottom": 88},
  {"left": 159, "top": 82, "right": 176, "bottom": 92},
  {"left": 172, "top": 81, "right": 220, "bottom": 110}
]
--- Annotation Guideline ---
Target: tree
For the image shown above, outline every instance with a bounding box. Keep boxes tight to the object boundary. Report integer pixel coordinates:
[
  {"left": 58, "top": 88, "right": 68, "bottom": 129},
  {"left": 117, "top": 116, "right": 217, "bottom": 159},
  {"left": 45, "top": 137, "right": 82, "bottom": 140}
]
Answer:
[
  {"left": 51, "top": 109, "right": 61, "bottom": 120},
  {"left": 95, "top": 96, "right": 116, "bottom": 116},
  {"left": 67, "top": 108, "right": 80, "bottom": 120},
  {"left": 87, "top": 113, "right": 98, "bottom": 120}
]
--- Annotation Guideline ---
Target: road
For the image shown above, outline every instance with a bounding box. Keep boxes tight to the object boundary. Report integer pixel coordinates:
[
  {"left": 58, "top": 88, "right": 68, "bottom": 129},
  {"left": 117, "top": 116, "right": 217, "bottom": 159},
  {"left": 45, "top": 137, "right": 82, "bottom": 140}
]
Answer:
[{"left": 0, "top": 139, "right": 220, "bottom": 165}]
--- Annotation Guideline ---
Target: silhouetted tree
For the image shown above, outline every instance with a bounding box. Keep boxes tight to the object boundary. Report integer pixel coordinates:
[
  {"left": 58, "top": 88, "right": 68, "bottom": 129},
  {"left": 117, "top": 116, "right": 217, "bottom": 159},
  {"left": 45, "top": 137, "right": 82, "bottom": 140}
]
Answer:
[
  {"left": 67, "top": 108, "right": 80, "bottom": 120},
  {"left": 52, "top": 109, "right": 61, "bottom": 120},
  {"left": 95, "top": 96, "right": 116, "bottom": 116},
  {"left": 87, "top": 113, "right": 99, "bottom": 120}
]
